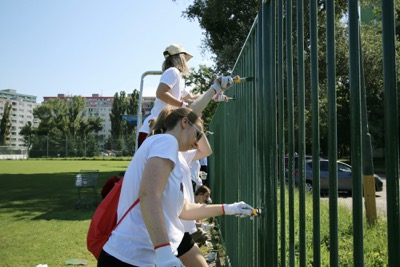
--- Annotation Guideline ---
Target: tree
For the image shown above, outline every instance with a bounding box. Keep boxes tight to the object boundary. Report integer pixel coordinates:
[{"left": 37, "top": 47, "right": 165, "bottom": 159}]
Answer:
[
  {"left": 0, "top": 101, "right": 12, "bottom": 145},
  {"left": 66, "top": 96, "right": 86, "bottom": 140},
  {"left": 19, "top": 121, "right": 35, "bottom": 151},
  {"left": 178, "top": 0, "right": 397, "bottom": 158},
  {"left": 124, "top": 89, "right": 140, "bottom": 155},
  {"left": 110, "top": 91, "right": 128, "bottom": 138},
  {"left": 180, "top": 0, "right": 262, "bottom": 72},
  {"left": 32, "top": 96, "right": 104, "bottom": 157},
  {"left": 126, "top": 89, "right": 139, "bottom": 135},
  {"left": 110, "top": 91, "right": 128, "bottom": 153}
]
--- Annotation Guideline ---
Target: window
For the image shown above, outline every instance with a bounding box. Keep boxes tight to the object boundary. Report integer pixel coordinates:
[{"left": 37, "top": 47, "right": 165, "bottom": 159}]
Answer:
[
  {"left": 319, "top": 161, "right": 329, "bottom": 172},
  {"left": 338, "top": 163, "right": 352, "bottom": 173}
]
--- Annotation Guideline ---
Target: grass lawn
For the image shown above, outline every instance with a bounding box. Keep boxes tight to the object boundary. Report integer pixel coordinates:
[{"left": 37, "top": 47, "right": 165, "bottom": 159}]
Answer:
[
  {"left": 0, "top": 159, "right": 130, "bottom": 267},
  {"left": 0, "top": 159, "right": 389, "bottom": 266}
]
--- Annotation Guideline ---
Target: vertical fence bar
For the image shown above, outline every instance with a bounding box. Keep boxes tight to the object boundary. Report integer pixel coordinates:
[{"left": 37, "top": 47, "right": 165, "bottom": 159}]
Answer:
[
  {"left": 310, "top": 0, "right": 321, "bottom": 265},
  {"left": 277, "top": 0, "right": 286, "bottom": 266},
  {"left": 257, "top": 9, "right": 267, "bottom": 267},
  {"left": 326, "top": 0, "right": 338, "bottom": 266},
  {"left": 263, "top": 2, "right": 276, "bottom": 265},
  {"left": 286, "top": 1, "right": 296, "bottom": 266},
  {"left": 270, "top": 0, "right": 278, "bottom": 264},
  {"left": 381, "top": 0, "right": 400, "bottom": 266},
  {"left": 359, "top": 28, "right": 377, "bottom": 225},
  {"left": 348, "top": 0, "right": 364, "bottom": 266},
  {"left": 296, "top": 0, "right": 306, "bottom": 265}
]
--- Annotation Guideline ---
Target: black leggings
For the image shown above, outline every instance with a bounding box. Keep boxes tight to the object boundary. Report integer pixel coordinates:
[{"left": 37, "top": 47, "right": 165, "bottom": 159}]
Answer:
[
  {"left": 97, "top": 233, "right": 194, "bottom": 266},
  {"left": 97, "top": 250, "right": 138, "bottom": 267}
]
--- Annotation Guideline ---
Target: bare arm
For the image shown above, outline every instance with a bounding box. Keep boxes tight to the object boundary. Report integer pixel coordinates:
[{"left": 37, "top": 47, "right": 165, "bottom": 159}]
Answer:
[
  {"left": 156, "top": 83, "right": 183, "bottom": 107},
  {"left": 193, "top": 134, "right": 212, "bottom": 161},
  {"left": 179, "top": 200, "right": 224, "bottom": 220},
  {"left": 183, "top": 93, "right": 201, "bottom": 102},
  {"left": 139, "top": 157, "right": 174, "bottom": 247},
  {"left": 188, "top": 87, "right": 216, "bottom": 116}
]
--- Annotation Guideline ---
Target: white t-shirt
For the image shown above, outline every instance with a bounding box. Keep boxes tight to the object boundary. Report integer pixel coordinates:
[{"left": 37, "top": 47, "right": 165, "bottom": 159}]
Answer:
[
  {"left": 139, "top": 67, "right": 184, "bottom": 134},
  {"left": 190, "top": 159, "right": 202, "bottom": 188},
  {"left": 103, "top": 134, "right": 185, "bottom": 267},
  {"left": 178, "top": 150, "right": 197, "bottom": 234},
  {"left": 199, "top": 157, "right": 207, "bottom": 166}
]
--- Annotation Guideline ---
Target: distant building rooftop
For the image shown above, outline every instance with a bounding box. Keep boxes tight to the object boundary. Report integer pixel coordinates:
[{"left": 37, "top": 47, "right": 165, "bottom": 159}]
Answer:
[{"left": 0, "top": 89, "right": 37, "bottom": 103}]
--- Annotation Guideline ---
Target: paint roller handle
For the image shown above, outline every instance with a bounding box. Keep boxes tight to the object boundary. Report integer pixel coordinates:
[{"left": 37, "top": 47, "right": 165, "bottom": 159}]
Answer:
[{"left": 233, "top": 76, "right": 242, "bottom": 83}]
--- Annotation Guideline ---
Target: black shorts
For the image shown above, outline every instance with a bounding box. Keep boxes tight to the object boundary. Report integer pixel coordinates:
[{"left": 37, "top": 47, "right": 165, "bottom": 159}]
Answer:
[
  {"left": 98, "top": 249, "right": 138, "bottom": 267},
  {"left": 177, "top": 232, "right": 195, "bottom": 257}
]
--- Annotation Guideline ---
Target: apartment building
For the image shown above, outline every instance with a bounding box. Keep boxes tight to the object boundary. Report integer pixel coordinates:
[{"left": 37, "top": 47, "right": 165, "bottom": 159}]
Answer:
[
  {"left": 0, "top": 90, "right": 155, "bottom": 147},
  {"left": 0, "top": 89, "right": 39, "bottom": 147}
]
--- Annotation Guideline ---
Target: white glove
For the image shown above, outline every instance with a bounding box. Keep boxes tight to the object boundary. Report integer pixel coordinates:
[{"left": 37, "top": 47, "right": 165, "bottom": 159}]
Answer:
[
  {"left": 199, "top": 171, "right": 208, "bottom": 180},
  {"left": 213, "top": 92, "right": 229, "bottom": 102},
  {"left": 201, "top": 223, "right": 214, "bottom": 231},
  {"left": 155, "top": 245, "right": 185, "bottom": 267},
  {"left": 220, "top": 76, "right": 234, "bottom": 90},
  {"left": 211, "top": 76, "right": 234, "bottom": 93},
  {"left": 223, "top": 201, "right": 254, "bottom": 217}
]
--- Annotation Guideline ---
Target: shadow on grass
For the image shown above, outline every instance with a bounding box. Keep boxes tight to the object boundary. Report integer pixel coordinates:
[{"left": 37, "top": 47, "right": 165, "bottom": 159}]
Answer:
[{"left": 0, "top": 171, "right": 118, "bottom": 221}]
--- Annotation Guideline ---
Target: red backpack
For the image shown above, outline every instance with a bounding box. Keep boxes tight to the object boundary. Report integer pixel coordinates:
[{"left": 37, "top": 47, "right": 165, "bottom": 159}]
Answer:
[{"left": 87, "top": 178, "right": 140, "bottom": 259}]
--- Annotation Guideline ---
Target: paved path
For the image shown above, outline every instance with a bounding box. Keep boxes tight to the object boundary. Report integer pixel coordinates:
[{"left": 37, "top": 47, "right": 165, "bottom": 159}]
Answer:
[{"left": 322, "top": 177, "right": 387, "bottom": 217}]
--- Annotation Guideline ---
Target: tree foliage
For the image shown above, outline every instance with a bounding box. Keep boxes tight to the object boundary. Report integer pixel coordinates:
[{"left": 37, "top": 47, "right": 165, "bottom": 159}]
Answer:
[
  {"left": 177, "top": 0, "right": 399, "bottom": 157},
  {"left": 0, "top": 102, "right": 12, "bottom": 145},
  {"left": 106, "top": 90, "right": 140, "bottom": 156},
  {"left": 110, "top": 91, "right": 128, "bottom": 139},
  {"left": 19, "top": 121, "right": 35, "bottom": 150},
  {"left": 25, "top": 97, "right": 104, "bottom": 157},
  {"left": 181, "top": 0, "right": 262, "bottom": 72}
]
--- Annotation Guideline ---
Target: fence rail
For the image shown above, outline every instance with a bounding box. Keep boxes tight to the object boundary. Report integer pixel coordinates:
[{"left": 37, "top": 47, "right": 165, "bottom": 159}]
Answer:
[{"left": 208, "top": 1, "right": 399, "bottom": 266}]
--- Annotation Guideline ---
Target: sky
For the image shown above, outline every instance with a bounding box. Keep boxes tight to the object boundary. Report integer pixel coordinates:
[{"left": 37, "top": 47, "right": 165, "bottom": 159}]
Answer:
[{"left": 0, "top": 0, "right": 213, "bottom": 103}]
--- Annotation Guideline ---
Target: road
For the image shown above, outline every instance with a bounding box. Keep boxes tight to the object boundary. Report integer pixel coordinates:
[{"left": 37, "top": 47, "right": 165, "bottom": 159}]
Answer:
[{"left": 321, "top": 177, "right": 387, "bottom": 216}]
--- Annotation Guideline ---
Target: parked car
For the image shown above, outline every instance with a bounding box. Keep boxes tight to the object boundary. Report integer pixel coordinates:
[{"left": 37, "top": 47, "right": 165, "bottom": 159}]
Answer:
[
  {"left": 293, "top": 159, "right": 383, "bottom": 194},
  {"left": 284, "top": 155, "right": 313, "bottom": 177}
]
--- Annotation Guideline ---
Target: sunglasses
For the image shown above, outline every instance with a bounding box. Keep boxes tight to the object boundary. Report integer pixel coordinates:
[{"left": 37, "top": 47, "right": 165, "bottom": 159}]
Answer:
[{"left": 187, "top": 120, "right": 203, "bottom": 141}]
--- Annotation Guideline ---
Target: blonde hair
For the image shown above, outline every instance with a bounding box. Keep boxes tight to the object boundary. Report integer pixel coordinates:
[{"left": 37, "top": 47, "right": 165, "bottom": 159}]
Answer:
[
  {"left": 151, "top": 106, "right": 202, "bottom": 135},
  {"left": 162, "top": 53, "right": 190, "bottom": 75}
]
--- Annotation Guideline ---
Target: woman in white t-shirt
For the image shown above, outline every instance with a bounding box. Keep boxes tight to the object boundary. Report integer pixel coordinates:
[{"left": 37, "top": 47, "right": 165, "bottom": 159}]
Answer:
[
  {"left": 137, "top": 44, "right": 192, "bottom": 147},
  {"left": 177, "top": 132, "right": 212, "bottom": 267},
  {"left": 99, "top": 107, "right": 254, "bottom": 267},
  {"left": 137, "top": 43, "right": 235, "bottom": 148}
]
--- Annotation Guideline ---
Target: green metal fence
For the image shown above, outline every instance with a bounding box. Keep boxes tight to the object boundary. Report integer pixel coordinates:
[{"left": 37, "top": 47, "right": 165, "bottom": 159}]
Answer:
[{"left": 208, "top": 1, "right": 399, "bottom": 266}]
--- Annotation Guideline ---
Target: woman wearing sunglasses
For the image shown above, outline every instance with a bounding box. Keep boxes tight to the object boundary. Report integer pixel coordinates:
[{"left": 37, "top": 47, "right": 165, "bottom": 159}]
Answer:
[{"left": 98, "top": 107, "right": 254, "bottom": 267}]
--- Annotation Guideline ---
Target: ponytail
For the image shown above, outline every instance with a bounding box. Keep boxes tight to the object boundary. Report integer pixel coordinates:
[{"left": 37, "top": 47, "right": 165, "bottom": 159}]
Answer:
[{"left": 150, "top": 106, "right": 200, "bottom": 136}]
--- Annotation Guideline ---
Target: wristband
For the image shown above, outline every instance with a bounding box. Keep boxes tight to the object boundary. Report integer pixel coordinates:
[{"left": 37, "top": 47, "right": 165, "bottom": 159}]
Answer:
[
  {"left": 180, "top": 101, "right": 188, "bottom": 108},
  {"left": 154, "top": 243, "right": 170, "bottom": 250}
]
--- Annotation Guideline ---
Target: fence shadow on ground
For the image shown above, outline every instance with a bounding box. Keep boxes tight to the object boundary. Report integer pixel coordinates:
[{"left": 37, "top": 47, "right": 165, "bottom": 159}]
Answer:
[{"left": 0, "top": 171, "right": 117, "bottom": 221}]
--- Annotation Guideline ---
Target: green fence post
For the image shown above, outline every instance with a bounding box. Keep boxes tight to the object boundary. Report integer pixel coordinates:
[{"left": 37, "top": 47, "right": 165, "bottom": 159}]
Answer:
[
  {"left": 381, "top": 0, "right": 400, "bottom": 266},
  {"left": 326, "top": 0, "right": 338, "bottom": 266},
  {"left": 349, "top": 0, "right": 364, "bottom": 266},
  {"left": 285, "top": 1, "right": 296, "bottom": 266},
  {"left": 296, "top": 0, "right": 306, "bottom": 265},
  {"left": 277, "top": 0, "right": 286, "bottom": 266}
]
